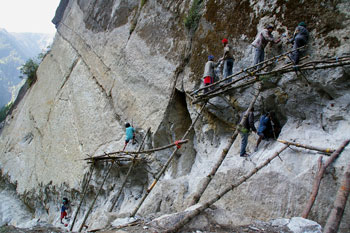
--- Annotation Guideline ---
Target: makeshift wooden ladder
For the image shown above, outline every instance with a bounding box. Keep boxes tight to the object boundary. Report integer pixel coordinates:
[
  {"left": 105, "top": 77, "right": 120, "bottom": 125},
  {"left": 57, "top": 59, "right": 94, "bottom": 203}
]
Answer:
[
  {"left": 165, "top": 145, "right": 289, "bottom": 233},
  {"left": 78, "top": 160, "right": 115, "bottom": 232},
  {"left": 85, "top": 140, "right": 189, "bottom": 162},
  {"left": 324, "top": 143, "right": 350, "bottom": 233},
  {"left": 108, "top": 128, "right": 151, "bottom": 212},
  {"left": 191, "top": 54, "right": 350, "bottom": 104},
  {"left": 130, "top": 103, "right": 207, "bottom": 217},
  {"left": 190, "top": 83, "right": 261, "bottom": 205},
  {"left": 301, "top": 139, "right": 350, "bottom": 219},
  {"left": 69, "top": 163, "right": 95, "bottom": 231}
]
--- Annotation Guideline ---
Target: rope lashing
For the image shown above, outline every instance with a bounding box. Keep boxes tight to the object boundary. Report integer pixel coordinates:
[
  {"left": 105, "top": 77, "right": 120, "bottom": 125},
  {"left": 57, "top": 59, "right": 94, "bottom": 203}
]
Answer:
[{"left": 174, "top": 140, "right": 182, "bottom": 149}]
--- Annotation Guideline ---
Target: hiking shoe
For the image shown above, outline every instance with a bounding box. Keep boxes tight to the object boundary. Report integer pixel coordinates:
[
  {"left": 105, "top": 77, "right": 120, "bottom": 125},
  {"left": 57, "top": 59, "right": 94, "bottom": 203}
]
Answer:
[
  {"left": 254, "top": 147, "right": 258, "bottom": 152},
  {"left": 240, "top": 153, "right": 249, "bottom": 157}
]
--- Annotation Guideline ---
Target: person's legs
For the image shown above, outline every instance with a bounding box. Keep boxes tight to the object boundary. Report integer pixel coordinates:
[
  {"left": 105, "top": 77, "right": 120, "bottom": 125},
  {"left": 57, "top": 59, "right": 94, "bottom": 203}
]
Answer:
[
  {"left": 292, "top": 37, "right": 306, "bottom": 64},
  {"left": 240, "top": 132, "right": 249, "bottom": 156},
  {"left": 254, "top": 48, "right": 264, "bottom": 69},
  {"left": 226, "top": 59, "right": 233, "bottom": 83},
  {"left": 123, "top": 140, "right": 129, "bottom": 151},
  {"left": 255, "top": 132, "right": 264, "bottom": 151},
  {"left": 223, "top": 60, "right": 228, "bottom": 80}
]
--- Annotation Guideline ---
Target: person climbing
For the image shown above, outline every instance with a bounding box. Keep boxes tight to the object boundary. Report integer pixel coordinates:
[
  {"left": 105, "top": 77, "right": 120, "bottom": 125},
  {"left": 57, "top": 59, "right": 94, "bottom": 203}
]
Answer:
[
  {"left": 60, "top": 197, "right": 70, "bottom": 224},
  {"left": 203, "top": 55, "right": 219, "bottom": 94},
  {"left": 255, "top": 112, "right": 274, "bottom": 152},
  {"left": 220, "top": 38, "right": 234, "bottom": 83},
  {"left": 122, "top": 122, "right": 136, "bottom": 151},
  {"left": 251, "top": 25, "right": 281, "bottom": 69},
  {"left": 240, "top": 107, "right": 257, "bottom": 157},
  {"left": 290, "top": 22, "right": 309, "bottom": 65}
]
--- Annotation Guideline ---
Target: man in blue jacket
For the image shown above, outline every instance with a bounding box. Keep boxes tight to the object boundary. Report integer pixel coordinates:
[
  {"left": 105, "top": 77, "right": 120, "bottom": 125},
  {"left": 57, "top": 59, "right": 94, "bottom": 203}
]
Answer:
[{"left": 255, "top": 112, "right": 274, "bottom": 152}]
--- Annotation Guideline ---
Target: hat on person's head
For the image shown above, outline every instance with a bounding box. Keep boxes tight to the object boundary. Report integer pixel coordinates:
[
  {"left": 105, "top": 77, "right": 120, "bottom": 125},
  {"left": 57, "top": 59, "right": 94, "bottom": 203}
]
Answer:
[
  {"left": 266, "top": 24, "right": 274, "bottom": 30},
  {"left": 222, "top": 38, "right": 228, "bottom": 44},
  {"left": 298, "top": 22, "right": 306, "bottom": 27},
  {"left": 208, "top": 55, "right": 214, "bottom": 61}
]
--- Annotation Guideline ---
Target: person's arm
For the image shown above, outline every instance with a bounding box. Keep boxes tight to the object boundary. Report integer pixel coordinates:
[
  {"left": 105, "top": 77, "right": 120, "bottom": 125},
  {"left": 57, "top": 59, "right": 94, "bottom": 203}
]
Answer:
[
  {"left": 262, "top": 29, "right": 280, "bottom": 44},
  {"left": 290, "top": 27, "right": 299, "bottom": 44}
]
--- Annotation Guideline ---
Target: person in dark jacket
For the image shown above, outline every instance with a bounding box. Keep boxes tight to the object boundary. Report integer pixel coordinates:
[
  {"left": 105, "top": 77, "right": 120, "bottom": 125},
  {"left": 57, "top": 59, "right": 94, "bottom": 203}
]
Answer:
[
  {"left": 240, "top": 108, "right": 257, "bottom": 157},
  {"left": 255, "top": 112, "right": 273, "bottom": 151},
  {"left": 290, "top": 22, "right": 309, "bottom": 64}
]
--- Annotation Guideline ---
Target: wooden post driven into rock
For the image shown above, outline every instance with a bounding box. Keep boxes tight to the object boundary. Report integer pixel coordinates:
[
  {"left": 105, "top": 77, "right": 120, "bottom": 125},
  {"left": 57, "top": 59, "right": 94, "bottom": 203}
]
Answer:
[
  {"left": 69, "top": 164, "right": 95, "bottom": 231},
  {"left": 108, "top": 128, "right": 151, "bottom": 212},
  {"left": 301, "top": 139, "right": 350, "bottom": 219},
  {"left": 324, "top": 152, "right": 350, "bottom": 233},
  {"left": 189, "top": 84, "right": 261, "bottom": 206},
  {"left": 130, "top": 103, "right": 206, "bottom": 217},
  {"left": 78, "top": 162, "right": 115, "bottom": 232},
  {"left": 165, "top": 145, "right": 289, "bottom": 233},
  {"left": 277, "top": 139, "right": 335, "bottom": 154}
]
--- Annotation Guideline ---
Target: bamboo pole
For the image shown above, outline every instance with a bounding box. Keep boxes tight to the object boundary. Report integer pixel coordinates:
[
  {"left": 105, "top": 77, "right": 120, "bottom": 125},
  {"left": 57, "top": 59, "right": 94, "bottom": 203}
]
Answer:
[
  {"left": 189, "top": 85, "right": 261, "bottom": 205},
  {"left": 258, "top": 60, "right": 350, "bottom": 77},
  {"left": 78, "top": 162, "right": 115, "bottom": 232},
  {"left": 191, "top": 46, "right": 307, "bottom": 95},
  {"left": 69, "top": 164, "right": 95, "bottom": 231},
  {"left": 193, "top": 78, "right": 258, "bottom": 104},
  {"left": 301, "top": 140, "right": 350, "bottom": 219},
  {"left": 130, "top": 103, "right": 206, "bottom": 217},
  {"left": 277, "top": 139, "right": 335, "bottom": 154},
  {"left": 87, "top": 140, "right": 189, "bottom": 160},
  {"left": 108, "top": 128, "right": 151, "bottom": 212},
  {"left": 324, "top": 157, "right": 350, "bottom": 233},
  {"left": 193, "top": 57, "right": 350, "bottom": 104},
  {"left": 165, "top": 144, "right": 289, "bottom": 233}
]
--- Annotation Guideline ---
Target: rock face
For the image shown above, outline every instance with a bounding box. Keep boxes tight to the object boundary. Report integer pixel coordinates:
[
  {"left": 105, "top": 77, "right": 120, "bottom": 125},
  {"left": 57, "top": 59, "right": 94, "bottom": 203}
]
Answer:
[{"left": 0, "top": 0, "right": 350, "bottom": 232}]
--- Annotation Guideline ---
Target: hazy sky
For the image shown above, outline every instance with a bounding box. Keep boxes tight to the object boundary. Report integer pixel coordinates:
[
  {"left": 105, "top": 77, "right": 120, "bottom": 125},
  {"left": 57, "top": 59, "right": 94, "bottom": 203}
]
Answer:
[{"left": 0, "top": 0, "right": 61, "bottom": 34}]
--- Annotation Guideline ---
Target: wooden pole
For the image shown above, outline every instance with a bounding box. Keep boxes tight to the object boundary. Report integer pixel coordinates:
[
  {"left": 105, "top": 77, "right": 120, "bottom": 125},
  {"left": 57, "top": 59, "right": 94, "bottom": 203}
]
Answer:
[
  {"left": 165, "top": 145, "right": 289, "bottom": 233},
  {"left": 277, "top": 139, "right": 335, "bottom": 154},
  {"left": 301, "top": 140, "right": 350, "bottom": 219},
  {"left": 78, "top": 162, "right": 115, "bottom": 232},
  {"left": 189, "top": 85, "right": 261, "bottom": 205},
  {"left": 69, "top": 164, "right": 95, "bottom": 231},
  {"left": 258, "top": 60, "right": 350, "bottom": 77},
  {"left": 190, "top": 46, "right": 307, "bottom": 95},
  {"left": 193, "top": 78, "right": 258, "bottom": 104},
  {"left": 193, "top": 57, "right": 350, "bottom": 104},
  {"left": 130, "top": 103, "right": 206, "bottom": 217},
  {"left": 87, "top": 140, "right": 189, "bottom": 160},
  {"left": 324, "top": 156, "right": 350, "bottom": 233},
  {"left": 108, "top": 128, "right": 151, "bottom": 212}
]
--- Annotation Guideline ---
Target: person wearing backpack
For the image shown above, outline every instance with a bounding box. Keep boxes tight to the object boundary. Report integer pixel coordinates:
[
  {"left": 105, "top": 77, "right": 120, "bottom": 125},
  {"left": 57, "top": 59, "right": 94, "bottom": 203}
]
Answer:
[{"left": 289, "top": 22, "right": 309, "bottom": 64}]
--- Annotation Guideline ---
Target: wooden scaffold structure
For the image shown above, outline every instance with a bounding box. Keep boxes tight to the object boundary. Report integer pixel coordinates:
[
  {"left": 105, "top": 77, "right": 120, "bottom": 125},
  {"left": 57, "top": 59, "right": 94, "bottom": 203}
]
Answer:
[{"left": 69, "top": 45, "right": 350, "bottom": 232}]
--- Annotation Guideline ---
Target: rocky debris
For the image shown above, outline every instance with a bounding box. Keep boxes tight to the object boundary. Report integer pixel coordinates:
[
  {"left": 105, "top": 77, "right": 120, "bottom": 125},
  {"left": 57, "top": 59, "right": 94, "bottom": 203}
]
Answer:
[{"left": 96, "top": 216, "right": 322, "bottom": 233}]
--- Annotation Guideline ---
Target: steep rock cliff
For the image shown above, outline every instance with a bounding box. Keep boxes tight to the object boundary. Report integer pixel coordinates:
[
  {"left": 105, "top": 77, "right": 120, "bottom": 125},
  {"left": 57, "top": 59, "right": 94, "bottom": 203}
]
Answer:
[{"left": 0, "top": 0, "right": 349, "bottom": 232}]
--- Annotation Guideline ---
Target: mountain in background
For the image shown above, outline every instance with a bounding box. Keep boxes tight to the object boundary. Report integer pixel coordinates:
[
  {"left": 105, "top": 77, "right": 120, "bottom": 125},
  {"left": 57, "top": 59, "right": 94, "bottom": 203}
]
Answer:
[{"left": 0, "top": 28, "right": 53, "bottom": 107}]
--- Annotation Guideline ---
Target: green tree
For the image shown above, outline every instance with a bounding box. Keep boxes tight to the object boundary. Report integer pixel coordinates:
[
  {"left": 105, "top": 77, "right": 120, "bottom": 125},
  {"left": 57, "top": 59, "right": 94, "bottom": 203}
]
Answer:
[
  {"left": 20, "top": 57, "right": 40, "bottom": 86},
  {"left": 0, "top": 102, "right": 13, "bottom": 122}
]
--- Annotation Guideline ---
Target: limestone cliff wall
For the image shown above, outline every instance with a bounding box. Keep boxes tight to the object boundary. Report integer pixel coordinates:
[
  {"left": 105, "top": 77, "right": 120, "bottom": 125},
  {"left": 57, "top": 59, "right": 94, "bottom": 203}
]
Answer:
[{"left": 0, "top": 0, "right": 350, "bottom": 232}]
